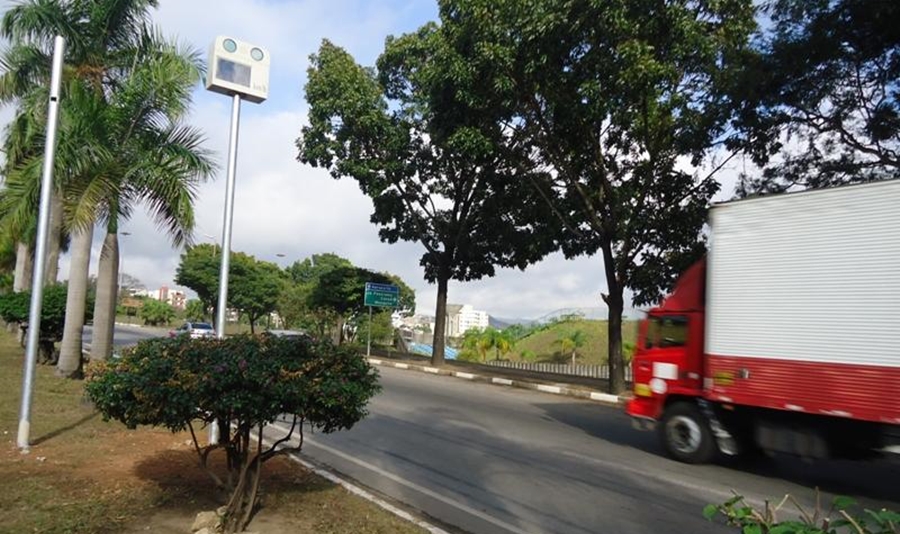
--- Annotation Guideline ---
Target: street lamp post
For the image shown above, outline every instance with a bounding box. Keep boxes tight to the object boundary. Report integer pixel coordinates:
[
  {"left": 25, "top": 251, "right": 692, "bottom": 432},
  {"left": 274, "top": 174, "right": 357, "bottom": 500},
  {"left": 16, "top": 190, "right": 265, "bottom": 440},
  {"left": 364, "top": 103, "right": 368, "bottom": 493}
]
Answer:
[
  {"left": 18, "top": 36, "right": 65, "bottom": 451},
  {"left": 205, "top": 36, "right": 270, "bottom": 445}
]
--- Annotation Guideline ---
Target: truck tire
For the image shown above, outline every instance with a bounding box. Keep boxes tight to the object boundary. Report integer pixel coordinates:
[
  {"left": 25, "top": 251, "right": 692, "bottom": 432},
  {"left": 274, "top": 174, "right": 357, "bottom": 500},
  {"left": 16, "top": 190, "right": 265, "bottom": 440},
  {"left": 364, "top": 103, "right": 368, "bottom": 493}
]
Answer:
[{"left": 660, "top": 402, "right": 716, "bottom": 464}]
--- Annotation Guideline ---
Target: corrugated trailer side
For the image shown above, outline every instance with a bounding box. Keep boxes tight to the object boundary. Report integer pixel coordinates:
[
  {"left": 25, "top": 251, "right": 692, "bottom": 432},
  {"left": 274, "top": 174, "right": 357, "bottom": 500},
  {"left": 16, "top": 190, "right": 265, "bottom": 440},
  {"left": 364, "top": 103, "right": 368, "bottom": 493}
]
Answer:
[{"left": 704, "top": 180, "right": 900, "bottom": 425}]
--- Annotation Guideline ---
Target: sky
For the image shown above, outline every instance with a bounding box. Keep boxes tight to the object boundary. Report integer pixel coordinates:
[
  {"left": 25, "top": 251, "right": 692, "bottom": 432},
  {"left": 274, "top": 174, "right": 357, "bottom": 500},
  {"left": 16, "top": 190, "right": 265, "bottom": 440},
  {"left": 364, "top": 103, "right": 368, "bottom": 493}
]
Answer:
[{"left": 0, "top": 0, "right": 741, "bottom": 321}]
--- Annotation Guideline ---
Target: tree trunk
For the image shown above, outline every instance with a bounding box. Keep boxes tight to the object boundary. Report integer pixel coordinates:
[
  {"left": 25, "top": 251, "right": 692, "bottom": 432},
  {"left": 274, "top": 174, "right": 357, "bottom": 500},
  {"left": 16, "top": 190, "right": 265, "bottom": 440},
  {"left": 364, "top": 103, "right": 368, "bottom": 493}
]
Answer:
[
  {"left": 601, "top": 241, "right": 627, "bottom": 394},
  {"left": 13, "top": 242, "right": 33, "bottom": 292},
  {"left": 57, "top": 223, "right": 94, "bottom": 378},
  {"left": 606, "top": 290, "right": 626, "bottom": 394},
  {"left": 91, "top": 231, "right": 119, "bottom": 361},
  {"left": 44, "top": 193, "right": 64, "bottom": 284},
  {"left": 430, "top": 275, "right": 449, "bottom": 367}
]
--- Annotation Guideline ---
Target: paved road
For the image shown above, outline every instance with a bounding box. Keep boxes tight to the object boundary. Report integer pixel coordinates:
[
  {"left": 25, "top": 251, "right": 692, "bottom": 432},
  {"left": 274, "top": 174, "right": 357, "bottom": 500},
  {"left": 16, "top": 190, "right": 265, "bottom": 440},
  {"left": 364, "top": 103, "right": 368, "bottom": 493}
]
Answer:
[
  {"left": 83, "top": 324, "right": 166, "bottom": 351},
  {"left": 275, "top": 366, "right": 900, "bottom": 534}
]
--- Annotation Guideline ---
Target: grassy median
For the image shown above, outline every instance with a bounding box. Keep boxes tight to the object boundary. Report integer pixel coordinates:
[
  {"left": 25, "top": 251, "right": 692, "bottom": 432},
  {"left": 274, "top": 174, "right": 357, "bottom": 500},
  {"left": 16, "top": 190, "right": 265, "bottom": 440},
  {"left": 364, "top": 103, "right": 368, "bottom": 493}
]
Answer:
[{"left": 0, "top": 330, "right": 426, "bottom": 534}]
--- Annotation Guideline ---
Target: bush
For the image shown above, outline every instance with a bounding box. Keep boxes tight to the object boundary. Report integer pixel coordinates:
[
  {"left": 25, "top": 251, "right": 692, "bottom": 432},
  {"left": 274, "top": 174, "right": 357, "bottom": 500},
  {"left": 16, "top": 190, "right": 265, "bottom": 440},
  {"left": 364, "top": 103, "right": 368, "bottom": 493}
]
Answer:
[
  {"left": 85, "top": 334, "right": 381, "bottom": 533},
  {"left": 0, "top": 284, "right": 93, "bottom": 362},
  {"left": 705, "top": 492, "right": 899, "bottom": 534},
  {"left": 138, "top": 298, "right": 177, "bottom": 326}
]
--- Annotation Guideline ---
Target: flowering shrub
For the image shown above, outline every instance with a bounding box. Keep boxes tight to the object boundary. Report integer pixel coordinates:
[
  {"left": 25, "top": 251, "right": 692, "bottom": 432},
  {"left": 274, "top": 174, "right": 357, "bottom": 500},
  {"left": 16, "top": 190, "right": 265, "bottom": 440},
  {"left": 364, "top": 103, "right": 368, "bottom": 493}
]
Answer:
[{"left": 85, "top": 334, "right": 380, "bottom": 533}]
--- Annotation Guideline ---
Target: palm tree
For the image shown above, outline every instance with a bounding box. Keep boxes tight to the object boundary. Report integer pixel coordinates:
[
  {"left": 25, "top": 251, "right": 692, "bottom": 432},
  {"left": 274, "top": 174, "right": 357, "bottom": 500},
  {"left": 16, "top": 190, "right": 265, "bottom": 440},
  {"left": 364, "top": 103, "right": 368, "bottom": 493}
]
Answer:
[
  {"left": 0, "top": 1, "right": 215, "bottom": 372},
  {"left": 86, "top": 36, "right": 214, "bottom": 361},
  {"left": 485, "top": 328, "right": 514, "bottom": 361},
  {"left": 554, "top": 330, "right": 587, "bottom": 365}
]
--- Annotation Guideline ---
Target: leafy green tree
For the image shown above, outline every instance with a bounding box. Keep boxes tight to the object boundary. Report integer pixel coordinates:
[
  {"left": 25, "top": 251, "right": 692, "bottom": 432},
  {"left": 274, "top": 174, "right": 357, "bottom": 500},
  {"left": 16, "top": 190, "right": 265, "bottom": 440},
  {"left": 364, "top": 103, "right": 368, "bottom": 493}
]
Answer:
[
  {"left": 487, "top": 328, "right": 515, "bottom": 361},
  {"left": 354, "top": 309, "right": 394, "bottom": 346},
  {"left": 139, "top": 298, "right": 177, "bottom": 327},
  {"left": 275, "top": 283, "right": 310, "bottom": 331},
  {"left": 0, "top": 283, "right": 92, "bottom": 364},
  {"left": 298, "top": 37, "right": 555, "bottom": 366},
  {"left": 554, "top": 330, "right": 588, "bottom": 366},
  {"left": 184, "top": 298, "right": 209, "bottom": 322},
  {"left": 229, "top": 257, "right": 284, "bottom": 334},
  {"left": 308, "top": 265, "right": 414, "bottom": 344},
  {"left": 177, "top": 247, "right": 288, "bottom": 333},
  {"left": 727, "top": 0, "right": 900, "bottom": 193},
  {"left": 435, "top": 0, "right": 755, "bottom": 392},
  {"left": 285, "top": 253, "right": 352, "bottom": 285},
  {"left": 85, "top": 334, "right": 380, "bottom": 534},
  {"left": 457, "top": 327, "right": 484, "bottom": 362},
  {"left": 175, "top": 244, "right": 222, "bottom": 317}
]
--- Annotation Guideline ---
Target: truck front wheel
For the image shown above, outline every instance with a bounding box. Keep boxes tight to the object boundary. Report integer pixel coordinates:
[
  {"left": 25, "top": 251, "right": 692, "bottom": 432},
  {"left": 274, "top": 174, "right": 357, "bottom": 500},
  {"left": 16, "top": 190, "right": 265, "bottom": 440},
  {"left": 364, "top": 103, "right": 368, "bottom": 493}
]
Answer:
[{"left": 660, "top": 402, "right": 716, "bottom": 464}]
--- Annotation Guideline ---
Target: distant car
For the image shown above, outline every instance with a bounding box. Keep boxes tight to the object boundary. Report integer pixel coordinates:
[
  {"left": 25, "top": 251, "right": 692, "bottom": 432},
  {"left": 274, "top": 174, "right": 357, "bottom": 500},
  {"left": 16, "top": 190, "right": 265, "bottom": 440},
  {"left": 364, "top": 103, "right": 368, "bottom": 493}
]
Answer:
[
  {"left": 169, "top": 322, "right": 216, "bottom": 339},
  {"left": 265, "top": 329, "right": 312, "bottom": 341}
]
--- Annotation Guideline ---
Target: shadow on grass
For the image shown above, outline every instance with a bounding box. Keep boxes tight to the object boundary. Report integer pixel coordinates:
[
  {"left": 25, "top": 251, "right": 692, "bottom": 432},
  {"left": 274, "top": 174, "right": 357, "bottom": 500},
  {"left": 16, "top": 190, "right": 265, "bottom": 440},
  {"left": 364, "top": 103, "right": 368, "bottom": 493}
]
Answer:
[
  {"left": 32, "top": 411, "right": 99, "bottom": 446},
  {"left": 133, "top": 447, "right": 333, "bottom": 511}
]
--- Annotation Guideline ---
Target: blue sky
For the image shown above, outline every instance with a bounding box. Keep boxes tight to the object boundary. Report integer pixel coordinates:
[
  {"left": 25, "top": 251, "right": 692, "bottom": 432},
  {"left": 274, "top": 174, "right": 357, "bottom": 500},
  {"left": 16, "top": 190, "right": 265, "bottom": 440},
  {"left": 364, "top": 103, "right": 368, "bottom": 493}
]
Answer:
[{"left": 1, "top": 0, "right": 739, "bottom": 321}]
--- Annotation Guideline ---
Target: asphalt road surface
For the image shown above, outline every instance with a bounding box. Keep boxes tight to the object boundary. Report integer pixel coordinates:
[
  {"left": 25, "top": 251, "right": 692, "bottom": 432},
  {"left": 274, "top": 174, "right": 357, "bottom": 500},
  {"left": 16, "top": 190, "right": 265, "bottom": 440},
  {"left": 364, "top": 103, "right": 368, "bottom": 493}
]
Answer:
[
  {"left": 84, "top": 323, "right": 166, "bottom": 351},
  {"left": 273, "top": 366, "right": 900, "bottom": 534}
]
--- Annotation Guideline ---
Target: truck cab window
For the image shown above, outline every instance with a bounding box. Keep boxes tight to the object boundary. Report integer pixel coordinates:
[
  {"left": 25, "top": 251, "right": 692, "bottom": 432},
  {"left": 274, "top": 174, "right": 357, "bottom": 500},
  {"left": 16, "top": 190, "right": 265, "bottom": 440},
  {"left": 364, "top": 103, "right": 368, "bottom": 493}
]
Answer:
[{"left": 646, "top": 316, "right": 688, "bottom": 349}]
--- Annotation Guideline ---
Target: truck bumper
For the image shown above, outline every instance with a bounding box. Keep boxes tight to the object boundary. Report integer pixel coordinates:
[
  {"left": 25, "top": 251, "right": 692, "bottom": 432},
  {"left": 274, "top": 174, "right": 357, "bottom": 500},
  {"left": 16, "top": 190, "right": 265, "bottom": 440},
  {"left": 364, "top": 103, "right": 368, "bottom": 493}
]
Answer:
[{"left": 626, "top": 396, "right": 663, "bottom": 431}]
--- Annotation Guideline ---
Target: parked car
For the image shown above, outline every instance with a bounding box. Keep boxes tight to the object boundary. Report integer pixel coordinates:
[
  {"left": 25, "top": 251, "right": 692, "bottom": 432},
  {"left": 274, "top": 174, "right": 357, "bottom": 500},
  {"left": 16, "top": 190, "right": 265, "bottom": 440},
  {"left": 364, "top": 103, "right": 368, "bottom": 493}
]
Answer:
[
  {"left": 265, "top": 329, "right": 313, "bottom": 342},
  {"left": 169, "top": 322, "right": 216, "bottom": 339}
]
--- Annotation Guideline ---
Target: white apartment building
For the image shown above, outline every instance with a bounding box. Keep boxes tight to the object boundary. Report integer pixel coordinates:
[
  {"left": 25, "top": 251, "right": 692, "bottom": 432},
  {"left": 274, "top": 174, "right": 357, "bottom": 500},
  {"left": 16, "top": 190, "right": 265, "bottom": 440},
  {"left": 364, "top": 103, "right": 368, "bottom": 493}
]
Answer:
[{"left": 445, "top": 304, "right": 489, "bottom": 338}]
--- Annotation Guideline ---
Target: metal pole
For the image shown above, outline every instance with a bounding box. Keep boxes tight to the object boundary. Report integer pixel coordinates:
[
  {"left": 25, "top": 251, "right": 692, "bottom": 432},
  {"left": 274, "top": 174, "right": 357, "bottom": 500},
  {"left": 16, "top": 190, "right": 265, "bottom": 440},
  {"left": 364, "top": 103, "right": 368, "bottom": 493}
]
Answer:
[
  {"left": 366, "top": 306, "right": 372, "bottom": 358},
  {"left": 18, "top": 36, "right": 65, "bottom": 451},
  {"left": 210, "top": 93, "right": 242, "bottom": 445}
]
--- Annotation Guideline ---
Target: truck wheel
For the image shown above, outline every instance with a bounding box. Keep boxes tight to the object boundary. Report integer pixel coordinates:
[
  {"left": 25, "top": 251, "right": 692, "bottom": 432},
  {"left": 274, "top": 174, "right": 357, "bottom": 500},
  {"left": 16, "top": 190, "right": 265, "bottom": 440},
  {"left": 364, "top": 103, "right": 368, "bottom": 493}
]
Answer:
[{"left": 660, "top": 402, "right": 716, "bottom": 464}]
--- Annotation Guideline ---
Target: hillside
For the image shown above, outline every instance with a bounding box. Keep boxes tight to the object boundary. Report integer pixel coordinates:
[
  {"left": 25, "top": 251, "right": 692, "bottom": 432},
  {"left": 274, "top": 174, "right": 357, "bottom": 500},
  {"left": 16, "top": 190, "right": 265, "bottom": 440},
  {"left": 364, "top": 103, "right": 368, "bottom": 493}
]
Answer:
[{"left": 508, "top": 318, "right": 639, "bottom": 365}]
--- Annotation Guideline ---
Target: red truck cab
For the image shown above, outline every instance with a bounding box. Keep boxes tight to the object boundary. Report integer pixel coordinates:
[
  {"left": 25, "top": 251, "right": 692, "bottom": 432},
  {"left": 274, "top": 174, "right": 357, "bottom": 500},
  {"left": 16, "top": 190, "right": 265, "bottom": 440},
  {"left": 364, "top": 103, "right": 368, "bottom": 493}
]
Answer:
[{"left": 627, "top": 259, "right": 737, "bottom": 463}]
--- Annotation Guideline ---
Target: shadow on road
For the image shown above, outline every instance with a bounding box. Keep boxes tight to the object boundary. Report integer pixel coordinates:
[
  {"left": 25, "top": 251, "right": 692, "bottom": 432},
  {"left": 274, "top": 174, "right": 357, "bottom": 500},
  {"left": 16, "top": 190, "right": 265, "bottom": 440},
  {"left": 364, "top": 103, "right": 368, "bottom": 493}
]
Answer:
[{"left": 536, "top": 401, "right": 900, "bottom": 505}]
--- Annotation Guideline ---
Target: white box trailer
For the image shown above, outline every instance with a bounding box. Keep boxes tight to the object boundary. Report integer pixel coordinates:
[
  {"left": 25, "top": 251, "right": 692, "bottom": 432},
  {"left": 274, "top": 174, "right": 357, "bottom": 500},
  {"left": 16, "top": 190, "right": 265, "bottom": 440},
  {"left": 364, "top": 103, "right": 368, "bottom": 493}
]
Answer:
[{"left": 628, "top": 180, "right": 900, "bottom": 463}]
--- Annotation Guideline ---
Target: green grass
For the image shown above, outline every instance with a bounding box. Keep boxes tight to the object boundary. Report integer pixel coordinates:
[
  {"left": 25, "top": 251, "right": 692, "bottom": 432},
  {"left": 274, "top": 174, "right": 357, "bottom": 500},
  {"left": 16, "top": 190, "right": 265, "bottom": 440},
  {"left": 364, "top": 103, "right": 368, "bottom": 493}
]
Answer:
[
  {"left": 0, "top": 329, "right": 426, "bottom": 534},
  {"left": 507, "top": 319, "right": 639, "bottom": 364}
]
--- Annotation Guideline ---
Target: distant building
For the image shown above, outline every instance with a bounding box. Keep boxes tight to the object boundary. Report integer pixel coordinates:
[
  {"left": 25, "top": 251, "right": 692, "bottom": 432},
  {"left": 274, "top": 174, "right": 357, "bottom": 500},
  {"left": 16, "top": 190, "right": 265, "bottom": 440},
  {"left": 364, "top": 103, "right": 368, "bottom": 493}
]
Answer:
[
  {"left": 133, "top": 286, "right": 187, "bottom": 310},
  {"left": 445, "top": 304, "right": 489, "bottom": 338}
]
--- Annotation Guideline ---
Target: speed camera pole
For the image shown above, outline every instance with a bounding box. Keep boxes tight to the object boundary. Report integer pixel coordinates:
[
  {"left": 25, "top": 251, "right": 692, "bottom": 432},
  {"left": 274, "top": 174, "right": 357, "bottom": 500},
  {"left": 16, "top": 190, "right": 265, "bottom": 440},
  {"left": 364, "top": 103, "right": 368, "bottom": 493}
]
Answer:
[
  {"left": 18, "top": 36, "right": 65, "bottom": 450},
  {"left": 206, "top": 37, "right": 270, "bottom": 445}
]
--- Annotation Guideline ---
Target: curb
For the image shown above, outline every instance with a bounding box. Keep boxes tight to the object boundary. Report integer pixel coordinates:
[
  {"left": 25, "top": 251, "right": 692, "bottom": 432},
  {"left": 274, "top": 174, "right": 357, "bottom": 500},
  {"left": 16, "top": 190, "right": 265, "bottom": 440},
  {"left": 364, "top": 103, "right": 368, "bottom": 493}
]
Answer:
[
  {"left": 367, "top": 357, "right": 626, "bottom": 407},
  {"left": 251, "top": 429, "right": 453, "bottom": 534}
]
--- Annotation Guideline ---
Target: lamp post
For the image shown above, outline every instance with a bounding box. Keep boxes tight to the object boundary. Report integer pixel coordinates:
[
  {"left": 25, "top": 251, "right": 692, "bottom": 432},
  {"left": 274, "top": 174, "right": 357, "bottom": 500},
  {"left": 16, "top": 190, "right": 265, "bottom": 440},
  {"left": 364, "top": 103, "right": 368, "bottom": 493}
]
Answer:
[
  {"left": 205, "top": 36, "right": 270, "bottom": 445},
  {"left": 18, "top": 36, "right": 65, "bottom": 451}
]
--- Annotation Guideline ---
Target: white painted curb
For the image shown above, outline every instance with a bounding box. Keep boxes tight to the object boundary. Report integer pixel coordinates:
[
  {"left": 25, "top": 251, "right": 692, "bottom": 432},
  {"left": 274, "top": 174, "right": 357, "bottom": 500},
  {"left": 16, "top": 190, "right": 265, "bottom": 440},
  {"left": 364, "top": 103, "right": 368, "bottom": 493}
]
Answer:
[
  {"left": 252, "top": 430, "right": 451, "bottom": 534},
  {"left": 367, "top": 358, "right": 624, "bottom": 405}
]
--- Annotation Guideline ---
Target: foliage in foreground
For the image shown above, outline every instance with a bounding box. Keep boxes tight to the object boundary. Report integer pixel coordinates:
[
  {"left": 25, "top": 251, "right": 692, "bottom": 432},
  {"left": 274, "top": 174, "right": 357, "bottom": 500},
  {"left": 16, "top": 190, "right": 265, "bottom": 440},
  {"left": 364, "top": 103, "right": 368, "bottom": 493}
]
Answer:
[
  {"left": 85, "top": 334, "right": 381, "bottom": 533},
  {"left": 0, "top": 283, "right": 93, "bottom": 362},
  {"left": 705, "top": 493, "right": 899, "bottom": 534}
]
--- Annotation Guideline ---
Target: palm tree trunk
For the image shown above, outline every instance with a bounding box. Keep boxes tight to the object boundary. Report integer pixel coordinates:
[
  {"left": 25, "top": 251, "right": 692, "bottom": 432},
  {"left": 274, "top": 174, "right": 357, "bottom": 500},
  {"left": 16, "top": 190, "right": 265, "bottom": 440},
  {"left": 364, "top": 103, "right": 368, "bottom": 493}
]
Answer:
[
  {"left": 13, "top": 242, "right": 33, "bottom": 292},
  {"left": 57, "top": 223, "right": 94, "bottom": 378},
  {"left": 44, "top": 192, "right": 64, "bottom": 284},
  {"left": 91, "top": 231, "right": 119, "bottom": 361}
]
